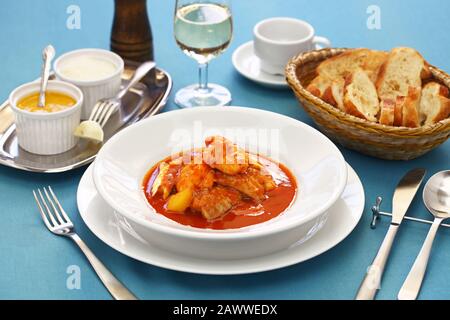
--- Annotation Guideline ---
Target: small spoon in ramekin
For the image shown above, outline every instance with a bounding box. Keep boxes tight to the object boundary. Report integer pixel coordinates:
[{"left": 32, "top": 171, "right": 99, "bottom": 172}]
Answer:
[
  {"left": 37, "top": 45, "right": 56, "bottom": 108},
  {"left": 398, "top": 170, "right": 450, "bottom": 300}
]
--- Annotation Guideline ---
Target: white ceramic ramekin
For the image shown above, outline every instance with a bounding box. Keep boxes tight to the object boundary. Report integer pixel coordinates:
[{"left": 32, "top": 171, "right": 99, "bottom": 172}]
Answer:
[
  {"left": 9, "top": 80, "right": 83, "bottom": 155},
  {"left": 53, "top": 48, "right": 124, "bottom": 119}
]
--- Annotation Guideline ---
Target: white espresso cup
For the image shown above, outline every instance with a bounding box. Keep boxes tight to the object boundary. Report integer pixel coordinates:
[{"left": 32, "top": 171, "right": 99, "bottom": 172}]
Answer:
[{"left": 253, "top": 17, "right": 331, "bottom": 75}]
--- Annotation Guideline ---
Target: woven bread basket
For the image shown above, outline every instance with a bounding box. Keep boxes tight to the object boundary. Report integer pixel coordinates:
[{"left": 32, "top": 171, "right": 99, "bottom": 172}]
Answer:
[{"left": 285, "top": 48, "right": 450, "bottom": 160}]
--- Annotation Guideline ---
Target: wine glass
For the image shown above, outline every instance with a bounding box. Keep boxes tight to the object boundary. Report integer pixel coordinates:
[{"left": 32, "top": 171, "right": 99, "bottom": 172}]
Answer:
[{"left": 174, "top": 0, "right": 233, "bottom": 108}]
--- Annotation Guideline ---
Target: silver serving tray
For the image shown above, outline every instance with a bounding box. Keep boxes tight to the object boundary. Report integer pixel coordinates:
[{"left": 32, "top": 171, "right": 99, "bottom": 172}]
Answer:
[{"left": 0, "top": 61, "right": 172, "bottom": 173}]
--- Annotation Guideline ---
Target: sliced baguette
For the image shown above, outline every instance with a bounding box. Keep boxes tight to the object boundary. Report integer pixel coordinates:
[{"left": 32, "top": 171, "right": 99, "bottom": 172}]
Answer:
[
  {"left": 361, "top": 51, "right": 390, "bottom": 82},
  {"left": 306, "top": 75, "right": 332, "bottom": 98},
  {"left": 322, "top": 79, "right": 345, "bottom": 110},
  {"left": 394, "top": 96, "right": 405, "bottom": 126},
  {"left": 379, "top": 99, "right": 395, "bottom": 126},
  {"left": 317, "top": 48, "right": 388, "bottom": 83},
  {"left": 402, "top": 86, "right": 422, "bottom": 128},
  {"left": 419, "top": 82, "right": 450, "bottom": 125},
  {"left": 376, "top": 47, "right": 430, "bottom": 101},
  {"left": 343, "top": 69, "right": 380, "bottom": 122},
  {"left": 307, "top": 76, "right": 345, "bottom": 110}
]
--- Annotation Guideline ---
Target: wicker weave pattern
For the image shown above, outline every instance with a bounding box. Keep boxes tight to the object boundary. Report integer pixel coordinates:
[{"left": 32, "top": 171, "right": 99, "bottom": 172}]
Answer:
[{"left": 285, "top": 48, "right": 450, "bottom": 160}]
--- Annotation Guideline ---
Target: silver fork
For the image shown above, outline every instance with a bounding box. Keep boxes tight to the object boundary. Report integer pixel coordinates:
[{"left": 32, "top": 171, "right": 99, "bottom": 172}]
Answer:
[
  {"left": 33, "top": 186, "right": 137, "bottom": 300},
  {"left": 88, "top": 61, "right": 156, "bottom": 128}
]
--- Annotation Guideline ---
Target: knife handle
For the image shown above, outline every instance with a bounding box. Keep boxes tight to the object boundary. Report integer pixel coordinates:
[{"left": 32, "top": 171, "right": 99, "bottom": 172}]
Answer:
[{"left": 356, "top": 224, "right": 399, "bottom": 300}]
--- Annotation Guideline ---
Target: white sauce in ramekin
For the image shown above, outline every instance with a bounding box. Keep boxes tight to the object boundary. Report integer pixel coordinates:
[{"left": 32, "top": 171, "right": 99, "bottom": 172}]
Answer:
[
  {"left": 59, "top": 55, "right": 117, "bottom": 82},
  {"left": 53, "top": 49, "right": 124, "bottom": 119}
]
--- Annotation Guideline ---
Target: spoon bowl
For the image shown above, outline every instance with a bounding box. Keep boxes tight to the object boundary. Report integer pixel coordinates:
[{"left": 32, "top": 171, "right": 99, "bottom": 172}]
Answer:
[{"left": 423, "top": 170, "right": 450, "bottom": 219}]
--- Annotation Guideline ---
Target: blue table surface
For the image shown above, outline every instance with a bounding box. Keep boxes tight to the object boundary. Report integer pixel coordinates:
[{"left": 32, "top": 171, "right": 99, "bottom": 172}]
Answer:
[{"left": 0, "top": 0, "right": 449, "bottom": 300}]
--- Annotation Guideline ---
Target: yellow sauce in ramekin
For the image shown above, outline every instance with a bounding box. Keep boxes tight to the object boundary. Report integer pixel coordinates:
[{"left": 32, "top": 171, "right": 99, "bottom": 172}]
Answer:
[{"left": 17, "top": 91, "right": 76, "bottom": 113}]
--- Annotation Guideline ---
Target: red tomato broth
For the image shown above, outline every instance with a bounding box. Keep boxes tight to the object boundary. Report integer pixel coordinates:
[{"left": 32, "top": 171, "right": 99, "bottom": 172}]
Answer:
[{"left": 142, "top": 153, "right": 297, "bottom": 230}]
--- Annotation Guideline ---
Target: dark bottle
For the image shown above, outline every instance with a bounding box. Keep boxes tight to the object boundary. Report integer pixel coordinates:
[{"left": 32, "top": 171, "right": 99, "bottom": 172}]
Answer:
[{"left": 111, "top": 0, "right": 154, "bottom": 62}]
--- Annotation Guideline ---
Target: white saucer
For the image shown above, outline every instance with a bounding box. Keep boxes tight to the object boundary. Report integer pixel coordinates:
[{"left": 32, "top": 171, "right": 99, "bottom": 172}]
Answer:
[
  {"left": 77, "top": 163, "right": 364, "bottom": 275},
  {"left": 232, "top": 41, "right": 289, "bottom": 89}
]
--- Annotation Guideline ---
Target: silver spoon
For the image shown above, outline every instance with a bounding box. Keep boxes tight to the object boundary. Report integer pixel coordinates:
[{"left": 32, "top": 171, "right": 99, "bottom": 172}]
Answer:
[
  {"left": 38, "top": 45, "right": 56, "bottom": 108},
  {"left": 398, "top": 170, "right": 450, "bottom": 300}
]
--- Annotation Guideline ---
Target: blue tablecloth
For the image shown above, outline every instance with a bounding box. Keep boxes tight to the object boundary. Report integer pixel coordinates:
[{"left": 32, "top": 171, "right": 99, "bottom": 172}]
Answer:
[{"left": 0, "top": 0, "right": 449, "bottom": 300}]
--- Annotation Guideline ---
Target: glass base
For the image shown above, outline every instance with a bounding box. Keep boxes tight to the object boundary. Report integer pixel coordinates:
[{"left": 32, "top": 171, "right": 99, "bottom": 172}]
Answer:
[{"left": 174, "top": 83, "right": 232, "bottom": 108}]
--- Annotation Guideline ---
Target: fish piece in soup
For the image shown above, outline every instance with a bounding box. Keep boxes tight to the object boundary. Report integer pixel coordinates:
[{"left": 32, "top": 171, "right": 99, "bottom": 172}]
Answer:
[
  {"left": 176, "top": 163, "right": 215, "bottom": 192},
  {"left": 251, "top": 166, "right": 277, "bottom": 191},
  {"left": 203, "top": 136, "right": 249, "bottom": 175},
  {"left": 215, "top": 167, "right": 275, "bottom": 201},
  {"left": 191, "top": 186, "right": 242, "bottom": 220}
]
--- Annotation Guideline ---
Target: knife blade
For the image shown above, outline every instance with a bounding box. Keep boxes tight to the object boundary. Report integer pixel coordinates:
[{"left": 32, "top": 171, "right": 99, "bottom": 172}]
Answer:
[
  {"left": 392, "top": 168, "right": 427, "bottom": 225},
  {"left": 356, "top": 168, "right": 426, "bottom": 300}
]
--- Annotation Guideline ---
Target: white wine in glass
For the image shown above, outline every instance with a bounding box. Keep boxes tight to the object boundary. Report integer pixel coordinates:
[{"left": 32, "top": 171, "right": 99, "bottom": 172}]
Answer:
[{"left": 174, "top": 0, "right": 233, "bottom": 108}]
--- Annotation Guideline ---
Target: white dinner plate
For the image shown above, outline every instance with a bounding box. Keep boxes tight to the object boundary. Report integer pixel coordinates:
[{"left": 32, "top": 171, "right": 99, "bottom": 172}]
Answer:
[
  {"left": 77, "top": 163, "right": 364, "bottom": 275},
  {"left": 232, "top": 41, "right": 288, "bottom": 88}
]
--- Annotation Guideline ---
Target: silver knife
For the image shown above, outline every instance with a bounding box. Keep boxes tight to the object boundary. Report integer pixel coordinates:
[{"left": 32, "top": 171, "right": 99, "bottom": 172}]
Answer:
[{"left": 355, "top": 168, "right": 426, "bottom": 300}]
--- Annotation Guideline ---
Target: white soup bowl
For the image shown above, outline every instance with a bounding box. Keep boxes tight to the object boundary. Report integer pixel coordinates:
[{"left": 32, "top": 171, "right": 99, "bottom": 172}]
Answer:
[{"left": 92, "top": 107, "right": 347, "bottom": 260}]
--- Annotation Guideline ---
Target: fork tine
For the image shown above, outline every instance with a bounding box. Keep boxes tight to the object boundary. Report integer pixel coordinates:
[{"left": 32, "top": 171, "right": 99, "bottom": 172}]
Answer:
[
  {"left": 38, "top": 189, "right": 58, "bottom": 227},
  {"left": 48, "top": 186, "right": 71, "bottom": 224},
  {"left": 37, "top": 189, "right": 58, "bottom": 226},
  {"left": 100, "top": 102, "right": 118, "bottom": 127},
  {"left": 89, "top": 101, "right": 102, "bottom": 121},
  {"left": 97, "top": 101, "right": 113, "bottom": 125},
  {"left": 33, "top": 190, "right": 53, "bottom": 230},
  {"left": 43, "top": 187, "right": 66, "bottom": 225},
  {"left": 93, "top": 102, "right": 107, "bottom": 122},
  {"left": 89, "top": 102, "right": 100, "bottom": 121},
  {"left": 91, "top": 102, "right": 106, "bottom": 122}
]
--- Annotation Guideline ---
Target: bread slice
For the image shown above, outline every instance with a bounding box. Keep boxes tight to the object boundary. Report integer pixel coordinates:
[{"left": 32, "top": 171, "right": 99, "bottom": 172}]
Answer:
[
  {"left": 317, "top": 49, "right": 388, "bottom": 83},
  {"left": 379, "top": 99, "right": 395, "bottom": 126},
  {"left": 322, "top": 79, "right": 345, "bottom": 110},
  {"left": 376, "top": 47, "right": 430, "bottom": 101},
  {"left": 343, "top": 69, "right": 380, "bottom": 122},
  {"left": 402, "top": 86, "right": 422, "bottom": 128},
  {"left": 419, "top": 82, "right": 450, "bottom": 125},
  {"left": 306, "top": 76, "right": 344, "bottom": 110},
  {"left": 361, "top": 51, "right": 391, "bottom": 82},
  {"left": 394, "top": 96, "right": 405, "bottom": 126},
  {"left": 306, "top": 75, "right": 332, "bottom": 98}
]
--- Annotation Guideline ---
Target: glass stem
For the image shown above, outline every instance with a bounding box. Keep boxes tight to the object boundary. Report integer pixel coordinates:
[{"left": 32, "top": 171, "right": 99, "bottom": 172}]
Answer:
[{"left": 198, "top": 63, "right": 209, "bottom": 93}]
